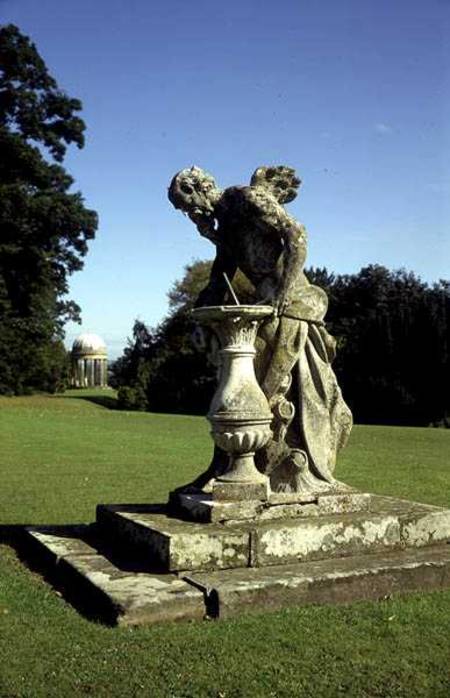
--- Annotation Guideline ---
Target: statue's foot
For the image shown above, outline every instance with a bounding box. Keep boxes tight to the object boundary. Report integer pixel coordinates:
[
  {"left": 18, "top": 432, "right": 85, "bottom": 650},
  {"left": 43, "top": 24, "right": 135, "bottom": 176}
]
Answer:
[
  {"left": 324, "top": 479, "right": 354, "bottom": 493},
  {"left": 270, "top": 449, "right": 309, "bottom": 493}
]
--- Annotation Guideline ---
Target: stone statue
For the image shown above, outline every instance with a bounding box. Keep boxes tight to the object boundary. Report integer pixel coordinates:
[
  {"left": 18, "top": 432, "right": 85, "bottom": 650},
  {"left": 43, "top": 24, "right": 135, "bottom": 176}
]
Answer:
[{"left": 168, "top": 165, "right": 353, "bottom": 494}]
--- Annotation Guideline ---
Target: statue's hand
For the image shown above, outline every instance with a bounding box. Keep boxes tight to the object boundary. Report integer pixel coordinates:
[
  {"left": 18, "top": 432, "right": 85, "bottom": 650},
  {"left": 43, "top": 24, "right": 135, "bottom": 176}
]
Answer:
[
  {"left": 255, "top": 278, "right": 278, "bottom": 307},
  {"left": 188, "top": 210, "right": 217, "bottom": 241},
  {"left": 273, "top": 295, "right": 289, "bottom": 317},
  {"left": 256, "top": 292, "right": 286, "bottom": 317}
]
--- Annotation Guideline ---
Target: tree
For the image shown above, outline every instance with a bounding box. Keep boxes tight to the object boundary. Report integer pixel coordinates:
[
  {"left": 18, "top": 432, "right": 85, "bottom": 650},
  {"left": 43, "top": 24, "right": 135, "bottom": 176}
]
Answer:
[
  {"left": 167, "top": 259, "right": 255, "bottom": 312},
  {"left": 110, "top": 320, "right": 156, "bottom": 410},
  {"left": 111, "top": 266, "right": 218, "bottom": 414},
  {"left": 167, "top": 260, "right": 213, "bottom": 312},
  {"left": 307, "top": 265, "right": 450, "bottom": 426},
  {"left": 0, "top": 24, "right": 97, "bottom": 393}
]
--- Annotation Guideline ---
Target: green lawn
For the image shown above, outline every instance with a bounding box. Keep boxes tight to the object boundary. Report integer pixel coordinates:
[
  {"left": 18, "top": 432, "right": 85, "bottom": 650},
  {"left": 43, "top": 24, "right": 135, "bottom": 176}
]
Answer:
[{"left": 0, "top": 391, "right": 449, "bottom": 697}]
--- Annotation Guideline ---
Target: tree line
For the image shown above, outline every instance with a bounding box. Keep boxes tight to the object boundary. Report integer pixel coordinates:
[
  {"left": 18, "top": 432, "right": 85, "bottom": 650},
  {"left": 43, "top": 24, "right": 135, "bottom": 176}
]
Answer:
[
  {"left": 0, "top": 24, "right": 96, "bottom": 395},
  {"left": 111, "top": 261, "right": 449, "bottom": 427}
]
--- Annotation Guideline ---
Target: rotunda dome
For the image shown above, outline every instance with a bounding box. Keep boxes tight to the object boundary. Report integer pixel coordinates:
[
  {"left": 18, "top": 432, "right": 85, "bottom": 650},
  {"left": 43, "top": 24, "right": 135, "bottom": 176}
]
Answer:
[
  {"left": 72, "top": 333, "right": 107, "bottom": 357},
  {"left": 71, "top": 333, "right": 108, "bottom": 388}
]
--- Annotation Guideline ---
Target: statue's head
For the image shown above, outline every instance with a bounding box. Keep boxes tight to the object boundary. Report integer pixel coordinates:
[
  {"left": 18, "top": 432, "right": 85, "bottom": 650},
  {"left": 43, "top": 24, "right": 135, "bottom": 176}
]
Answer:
[
  {"left": 250, "top": 166, "right": 301, "bottom": 204},
  {"left": 168, "top": 166, "right": 221, "bottom": 218}
]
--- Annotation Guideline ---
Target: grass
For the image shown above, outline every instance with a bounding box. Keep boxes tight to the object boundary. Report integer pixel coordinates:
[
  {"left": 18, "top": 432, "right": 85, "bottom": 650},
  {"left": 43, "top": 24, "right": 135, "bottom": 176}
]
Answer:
[{"left": 0, "top": 390, "right": 449, "bottom": 697}]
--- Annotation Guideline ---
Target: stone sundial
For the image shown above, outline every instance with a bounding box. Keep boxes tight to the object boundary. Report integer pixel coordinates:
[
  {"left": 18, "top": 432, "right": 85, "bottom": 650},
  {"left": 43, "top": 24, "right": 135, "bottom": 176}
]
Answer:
[
  {"left": 17, "top": 165, "right": 450, "bottom": 626},
  {"left": 167, "top": 163, "right": 353, "bottom": 513}
]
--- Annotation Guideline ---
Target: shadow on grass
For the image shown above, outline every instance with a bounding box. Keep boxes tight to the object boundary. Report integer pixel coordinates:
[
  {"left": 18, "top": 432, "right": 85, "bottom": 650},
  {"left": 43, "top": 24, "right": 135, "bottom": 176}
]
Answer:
[
  {"left": 0, "top": 510, "right": 180, "bottom": 626},
  {"left": 0, "top": 503, "right": 190, "bottom": 626},
  {"left": 57, "top": 393, "right": 119, "bottom": 410}
]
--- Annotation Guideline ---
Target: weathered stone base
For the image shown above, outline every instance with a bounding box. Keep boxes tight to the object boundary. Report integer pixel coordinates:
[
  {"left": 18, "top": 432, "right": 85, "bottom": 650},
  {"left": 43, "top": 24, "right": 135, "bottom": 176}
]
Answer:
[
  {"left": 96, "top": 496, "right": 450, "bottom": 571},
  {"left": 212, "top": 479, "right": 270, "bottom": 502},
  {"left": 24, "top": 526, "right": 205, "bottom": 625},
  {"left": 175, "top": 491, "right": 371, "bottom": 524},
  {"left": 21, "top": 524, "right": 450, "bottom": 625},
  {"left": 96, "top": 503, "right": 251, "bottom": 572},
  {"left": 18, "top": 494, "right": 450, "bottom": 626},
  {"left": 185, "top": 545, "right": 450, "bottom": 619}
]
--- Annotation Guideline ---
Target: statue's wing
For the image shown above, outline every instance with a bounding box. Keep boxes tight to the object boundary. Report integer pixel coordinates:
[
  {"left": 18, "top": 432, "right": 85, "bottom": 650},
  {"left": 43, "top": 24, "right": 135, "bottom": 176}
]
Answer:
[{"left": 250, "top": 166, "right": 301, "bottom": 204}]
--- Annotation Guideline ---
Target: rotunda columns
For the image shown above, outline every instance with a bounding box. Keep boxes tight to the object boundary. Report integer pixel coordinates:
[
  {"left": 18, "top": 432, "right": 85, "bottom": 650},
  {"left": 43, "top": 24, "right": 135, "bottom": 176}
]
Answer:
[{"left": 70, "top": 333, "right": 108, "bottom": 388}]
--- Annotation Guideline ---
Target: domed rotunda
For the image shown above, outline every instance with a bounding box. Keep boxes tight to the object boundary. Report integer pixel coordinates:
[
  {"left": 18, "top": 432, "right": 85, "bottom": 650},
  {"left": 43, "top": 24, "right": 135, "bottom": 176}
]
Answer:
[{"left": 71, "top": 333, "right": 108, "bottom": 388}]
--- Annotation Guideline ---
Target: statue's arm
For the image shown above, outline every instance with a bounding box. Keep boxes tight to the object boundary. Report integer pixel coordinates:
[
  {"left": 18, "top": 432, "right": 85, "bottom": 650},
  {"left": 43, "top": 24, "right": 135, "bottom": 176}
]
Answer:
[
  {"left": 195, "top": 245, "right": 238, "bottom": 307},
  {"left": 277, "top": 216, "right": 307, "bottom": 314}
]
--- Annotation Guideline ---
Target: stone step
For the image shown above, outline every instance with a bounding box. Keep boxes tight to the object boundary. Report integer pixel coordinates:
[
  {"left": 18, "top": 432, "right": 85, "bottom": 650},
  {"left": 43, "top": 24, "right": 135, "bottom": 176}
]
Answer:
[
  {"left": 96, "top": 503, "right": 251, "bottom": 572},
  {"left": 96, "top": 496, "right": 450, "bottom": 572},
  {"left": 22, "top": 525, "right": 450, "bottom": 625},
  {"left": 24, "top": 526, "right": 205, "bottom": 626},
  {"left": 184, "top": 544, "right": 450, "bottom": 619}
]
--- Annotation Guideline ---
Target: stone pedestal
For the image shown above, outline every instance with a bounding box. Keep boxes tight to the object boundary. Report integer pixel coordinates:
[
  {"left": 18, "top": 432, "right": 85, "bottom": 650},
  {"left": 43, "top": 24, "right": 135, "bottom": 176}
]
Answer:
[
  {"left": 22, "top": 494, "right": 450, "bottom": 625},
  {"left": 192, "top": 305, "right": 274, "bottom": 501}
]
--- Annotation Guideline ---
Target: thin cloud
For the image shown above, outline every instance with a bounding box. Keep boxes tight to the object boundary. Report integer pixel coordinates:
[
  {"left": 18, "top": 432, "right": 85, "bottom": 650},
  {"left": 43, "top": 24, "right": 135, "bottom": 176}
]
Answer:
[{"left": 374, "top": 123, "right": 393, "bottom": 135}]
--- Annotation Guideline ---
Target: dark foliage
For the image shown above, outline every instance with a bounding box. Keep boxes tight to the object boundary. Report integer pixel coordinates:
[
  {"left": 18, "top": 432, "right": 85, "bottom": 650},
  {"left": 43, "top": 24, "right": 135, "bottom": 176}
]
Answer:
[
  {"left": 0, "top": 24, "right": 97, "bottom": 394},
  {"left": 305, "top": 265, "right": 450, "bottom": 426}
]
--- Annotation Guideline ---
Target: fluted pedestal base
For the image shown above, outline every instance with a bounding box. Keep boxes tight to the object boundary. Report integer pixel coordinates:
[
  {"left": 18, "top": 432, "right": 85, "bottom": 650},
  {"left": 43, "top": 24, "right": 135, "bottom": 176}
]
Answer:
[
  {"left": 174, "top": 489, "right": 370, "bottom": 523},
  {"left": 212, "top": 479, "right": 270, "bottom": 502}
]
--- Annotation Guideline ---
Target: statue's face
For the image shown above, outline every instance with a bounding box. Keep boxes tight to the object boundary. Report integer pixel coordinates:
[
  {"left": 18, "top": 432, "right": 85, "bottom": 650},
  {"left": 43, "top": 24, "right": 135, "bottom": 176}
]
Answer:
[{"left": 168, "top": 167, "right": 220, "bottom": 219}]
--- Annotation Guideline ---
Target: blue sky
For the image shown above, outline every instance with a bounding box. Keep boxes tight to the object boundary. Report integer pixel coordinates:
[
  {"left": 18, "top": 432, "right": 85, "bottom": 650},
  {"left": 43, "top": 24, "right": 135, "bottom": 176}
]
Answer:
[{"left": 2, "top": 0, "right": 449, "bottom": 358}]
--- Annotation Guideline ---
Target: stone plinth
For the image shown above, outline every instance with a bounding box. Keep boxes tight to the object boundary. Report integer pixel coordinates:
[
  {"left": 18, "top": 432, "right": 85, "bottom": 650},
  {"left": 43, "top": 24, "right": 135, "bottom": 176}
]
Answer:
[
  {"left": 96, "top": 496, "right": 450, "bottom": 572},
  {"left": 21, "top": 496, "right": 450, "bottom": 626},
  {"left": 173, "top": 491, "right": 371, "bottom": 524}
]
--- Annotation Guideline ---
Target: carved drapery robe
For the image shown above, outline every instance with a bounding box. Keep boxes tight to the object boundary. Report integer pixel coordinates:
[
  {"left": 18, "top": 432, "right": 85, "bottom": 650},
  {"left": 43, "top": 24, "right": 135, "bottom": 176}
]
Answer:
[{"left": 256, "top": 282, "right": 352, "bottom": 491}]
